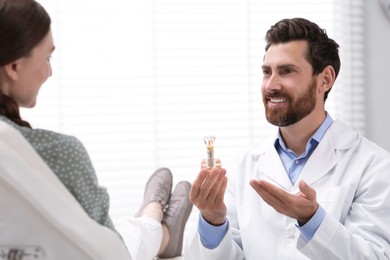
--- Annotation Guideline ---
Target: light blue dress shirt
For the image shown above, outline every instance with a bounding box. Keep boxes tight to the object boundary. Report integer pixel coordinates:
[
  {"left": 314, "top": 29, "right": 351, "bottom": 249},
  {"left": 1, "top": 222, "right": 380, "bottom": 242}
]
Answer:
[{"left": 198, "top": 113, "right": 333, "bottom": 249}]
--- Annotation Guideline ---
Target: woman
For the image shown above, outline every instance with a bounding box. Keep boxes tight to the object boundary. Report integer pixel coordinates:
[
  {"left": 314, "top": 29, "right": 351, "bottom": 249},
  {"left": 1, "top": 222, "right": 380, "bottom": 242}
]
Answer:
[{"left": 0, "top": 0, "right": 192, "bottom": 259}]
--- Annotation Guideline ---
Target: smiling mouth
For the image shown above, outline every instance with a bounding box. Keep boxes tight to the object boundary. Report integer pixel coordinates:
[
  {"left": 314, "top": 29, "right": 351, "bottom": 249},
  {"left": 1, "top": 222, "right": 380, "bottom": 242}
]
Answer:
[{"left": 269, "top": 98, "right": 288, "bottom": 103}]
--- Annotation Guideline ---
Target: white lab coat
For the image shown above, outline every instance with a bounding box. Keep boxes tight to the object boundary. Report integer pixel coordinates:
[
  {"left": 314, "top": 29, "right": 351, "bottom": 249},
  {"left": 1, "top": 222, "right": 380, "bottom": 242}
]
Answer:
[{"left": 185, "top": 120, "right": 390, "bottom": 260}]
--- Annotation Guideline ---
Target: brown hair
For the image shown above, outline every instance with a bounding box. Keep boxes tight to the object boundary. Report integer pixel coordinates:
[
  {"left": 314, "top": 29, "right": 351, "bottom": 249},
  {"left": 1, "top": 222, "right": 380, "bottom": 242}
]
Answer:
[
  {"left": 265, "top": 18, "right": 340, "bottom": 101},
  {"left": 0, "top": 0, "right": 51, "bottom": 127}
]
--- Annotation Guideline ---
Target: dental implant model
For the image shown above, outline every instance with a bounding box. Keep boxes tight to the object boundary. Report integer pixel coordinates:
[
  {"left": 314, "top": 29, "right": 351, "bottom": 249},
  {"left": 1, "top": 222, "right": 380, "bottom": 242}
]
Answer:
[{"left": 203, "top": 135, "right": 216, "bottom": 168}]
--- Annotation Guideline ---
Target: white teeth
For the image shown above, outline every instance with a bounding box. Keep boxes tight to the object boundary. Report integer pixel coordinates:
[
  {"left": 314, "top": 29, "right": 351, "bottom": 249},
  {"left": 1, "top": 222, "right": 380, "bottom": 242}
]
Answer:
[{"left": 270, "top": 98, "right": 287, "bottom": 103}]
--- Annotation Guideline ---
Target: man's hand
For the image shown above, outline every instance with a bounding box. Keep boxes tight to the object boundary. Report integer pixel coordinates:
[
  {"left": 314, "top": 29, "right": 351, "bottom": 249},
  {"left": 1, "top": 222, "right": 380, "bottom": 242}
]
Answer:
[
  {"left": 189, "top": 159, "right": 228, "bottom": 226},
  {"left": 249, "top": 179, "right": 318, "bottom": 225}
]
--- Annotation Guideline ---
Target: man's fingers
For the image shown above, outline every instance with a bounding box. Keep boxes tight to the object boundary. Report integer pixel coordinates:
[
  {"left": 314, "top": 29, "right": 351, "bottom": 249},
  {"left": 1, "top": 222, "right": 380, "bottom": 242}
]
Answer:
[
  {"left": 206, "top": 168, "right": 227, "bottom": 204},
  {"left": 215, "top": 158, "right": 221, "bottom": 168},
  {"left": 201, "top": 158, "right": 222, "bottom": 169},
  {"left": 298, "top": 180, "right": 316, "bottom": 200},
  {"left": 250, "top": 180, "right": 284, "bottom": 203},
  {"left": 256, "top": 180, "right": 291, "bottom": 201},
  {"left": 250, "top": 179, "right": 286, "bottom": 212},
  {"left": 201, "top": 159, "right": 207, "bottom": 169},
  {"left": 214, "top": 176, "right": 228, "bottom": 204},
  {"left": 190, "top": 168, "right": 209, "bottom": 201},
  {"left": 197, "top": 167, "right": 223, "bottom": 200}
]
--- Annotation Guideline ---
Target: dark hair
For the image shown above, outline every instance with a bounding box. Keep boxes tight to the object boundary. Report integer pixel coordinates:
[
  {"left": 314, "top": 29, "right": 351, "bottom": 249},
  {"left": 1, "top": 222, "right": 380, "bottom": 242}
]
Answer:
[
  {"left": 265, "top": 18, "right": 340, "bottom": 101},
  {"left": 0, "top": 0, "right": 51, "bottom": 128}
]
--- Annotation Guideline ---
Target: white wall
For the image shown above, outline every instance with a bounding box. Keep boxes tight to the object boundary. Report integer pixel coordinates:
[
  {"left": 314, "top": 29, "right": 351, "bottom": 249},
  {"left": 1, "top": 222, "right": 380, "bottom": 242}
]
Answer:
[{"left": 365, "top": 0, "right": 390, "bottom": 151}]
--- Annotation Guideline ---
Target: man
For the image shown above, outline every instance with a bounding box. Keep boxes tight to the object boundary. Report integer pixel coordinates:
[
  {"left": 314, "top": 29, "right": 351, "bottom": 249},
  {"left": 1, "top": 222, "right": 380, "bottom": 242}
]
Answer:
[{"left": 186, "top": 18, "right": 390, "bottom": 259}]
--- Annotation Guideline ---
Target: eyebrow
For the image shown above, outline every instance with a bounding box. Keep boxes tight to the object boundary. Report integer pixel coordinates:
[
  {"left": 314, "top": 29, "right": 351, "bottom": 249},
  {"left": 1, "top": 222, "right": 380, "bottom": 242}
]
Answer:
[{"left": 261, "top": 64, "right": 299, "bottom": 70}]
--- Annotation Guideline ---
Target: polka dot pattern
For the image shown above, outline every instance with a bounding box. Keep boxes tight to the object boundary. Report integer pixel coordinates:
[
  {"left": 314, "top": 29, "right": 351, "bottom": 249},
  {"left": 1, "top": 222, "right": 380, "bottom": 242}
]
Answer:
[{"left": 0, "top": 116, "right": 118, "bottom": 234}]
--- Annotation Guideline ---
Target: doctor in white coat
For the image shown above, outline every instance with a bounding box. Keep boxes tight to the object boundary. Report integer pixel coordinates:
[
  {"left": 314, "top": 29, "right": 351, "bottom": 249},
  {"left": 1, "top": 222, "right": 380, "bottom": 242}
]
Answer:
[{"left": 186, "top": 18, "right": 390, "bottom": 260}]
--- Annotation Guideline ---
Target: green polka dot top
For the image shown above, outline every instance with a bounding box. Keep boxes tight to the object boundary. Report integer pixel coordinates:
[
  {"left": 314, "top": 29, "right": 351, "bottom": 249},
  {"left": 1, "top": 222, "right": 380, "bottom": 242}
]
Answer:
[{"left": 0, "top": 116, "right": 118, "bottom": 235}]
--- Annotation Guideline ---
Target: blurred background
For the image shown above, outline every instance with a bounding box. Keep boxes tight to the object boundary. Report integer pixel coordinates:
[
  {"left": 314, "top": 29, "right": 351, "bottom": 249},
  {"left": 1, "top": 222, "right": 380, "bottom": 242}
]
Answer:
[{"left": 23, "top": 0, "right": 390, "bottom": 248}]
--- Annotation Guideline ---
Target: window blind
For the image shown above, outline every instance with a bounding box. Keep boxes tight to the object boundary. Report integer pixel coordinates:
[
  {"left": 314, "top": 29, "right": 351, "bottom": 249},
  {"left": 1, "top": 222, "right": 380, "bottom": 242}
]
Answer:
[{"left": 22, "top": 0, "right": 364, "bottom": 246}]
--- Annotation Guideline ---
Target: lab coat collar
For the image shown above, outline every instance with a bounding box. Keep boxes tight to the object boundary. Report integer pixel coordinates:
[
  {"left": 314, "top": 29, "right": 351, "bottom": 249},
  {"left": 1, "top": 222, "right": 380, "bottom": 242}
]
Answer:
[{"left": 251, "top": 119, "right": 357, "bottom": 192}]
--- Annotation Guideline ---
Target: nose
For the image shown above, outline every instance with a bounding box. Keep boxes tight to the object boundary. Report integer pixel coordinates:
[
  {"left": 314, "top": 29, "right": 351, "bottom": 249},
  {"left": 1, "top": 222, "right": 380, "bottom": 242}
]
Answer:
[{"left": 262, "top": 73, "right": 281, "bottom": 93}]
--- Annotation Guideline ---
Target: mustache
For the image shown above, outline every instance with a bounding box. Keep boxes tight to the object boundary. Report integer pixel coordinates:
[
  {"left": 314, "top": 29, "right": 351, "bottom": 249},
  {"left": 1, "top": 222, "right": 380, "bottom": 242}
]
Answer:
[{"left": 263, "top": 90, "right": 290, "bottom": 100}]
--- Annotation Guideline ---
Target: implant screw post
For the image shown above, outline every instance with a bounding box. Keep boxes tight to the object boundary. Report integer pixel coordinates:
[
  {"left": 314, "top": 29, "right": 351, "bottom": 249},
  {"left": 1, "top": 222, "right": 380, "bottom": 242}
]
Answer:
[{"left": 204, "top": 136, "right": 216, "bottom": 168}]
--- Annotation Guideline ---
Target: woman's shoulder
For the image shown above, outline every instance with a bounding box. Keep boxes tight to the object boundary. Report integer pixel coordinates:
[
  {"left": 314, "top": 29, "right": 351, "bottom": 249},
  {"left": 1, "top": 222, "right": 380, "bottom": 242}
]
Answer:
[
  {"left": 28, "top": 128, "right": 81, "bottom": 147},
  {"left": 0, "top": 116, "right": 83, "bottom": 150},
  {"left": 24, "top": 128, "right": 86, "bottom": 155},
  {"left": 18, "top": 125, "right": 92, "bottom": 168}
]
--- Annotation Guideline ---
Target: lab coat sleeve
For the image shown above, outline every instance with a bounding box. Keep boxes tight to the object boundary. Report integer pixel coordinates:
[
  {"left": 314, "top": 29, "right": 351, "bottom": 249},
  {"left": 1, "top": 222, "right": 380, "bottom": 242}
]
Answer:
[
  {"left": 185, "top": 225, "right": 245, "bottom": 260},
  {"left": 297, "top": 147, "right": 390, "bottom": 260}
]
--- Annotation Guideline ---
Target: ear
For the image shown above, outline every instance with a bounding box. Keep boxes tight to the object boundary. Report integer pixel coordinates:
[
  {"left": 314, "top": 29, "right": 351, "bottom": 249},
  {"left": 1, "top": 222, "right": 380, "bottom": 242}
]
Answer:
[
  {"left": 319, "top": 65, "right": 336, "bottom": 92},
  {"left": 3, "top": 60, "right": 22, "bottom": 81}
]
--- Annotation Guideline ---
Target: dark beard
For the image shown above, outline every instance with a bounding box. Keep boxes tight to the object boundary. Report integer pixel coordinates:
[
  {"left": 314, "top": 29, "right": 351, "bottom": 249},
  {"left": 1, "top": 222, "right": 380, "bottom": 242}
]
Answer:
[{"left": 263, "top": 78, "right": 317, "bottom": 127}]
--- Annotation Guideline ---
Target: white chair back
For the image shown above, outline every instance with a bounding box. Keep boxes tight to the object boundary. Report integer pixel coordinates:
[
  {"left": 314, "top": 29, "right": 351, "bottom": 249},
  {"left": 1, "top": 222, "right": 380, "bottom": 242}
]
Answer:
[{"left": 0, "top": 121, "right": 131, "bottom": 260}]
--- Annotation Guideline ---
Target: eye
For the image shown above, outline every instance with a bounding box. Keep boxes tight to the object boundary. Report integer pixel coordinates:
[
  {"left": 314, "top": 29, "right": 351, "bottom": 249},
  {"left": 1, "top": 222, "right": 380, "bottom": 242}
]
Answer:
[
  {"left": 262, "top": 69, "right": 271, "bottom": 76},
  {"left": 280, "top": 68, "right": 294, "bottom": 75}
]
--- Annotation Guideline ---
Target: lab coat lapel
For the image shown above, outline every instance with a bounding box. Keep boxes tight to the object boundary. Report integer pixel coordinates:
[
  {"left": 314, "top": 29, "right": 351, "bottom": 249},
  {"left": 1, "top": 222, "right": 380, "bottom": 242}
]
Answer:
[
  {"left": 294, "top": 135, "right": 337, "bottom": 191},
  {"left": 257, "top": 144, "right": 293, "bottom": 190},
  {"left": 254, "top": 120, "right": 354, "bottom": 193},
  {"left": 293, "top": 119, "right": 357, "bottom": 192}
]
